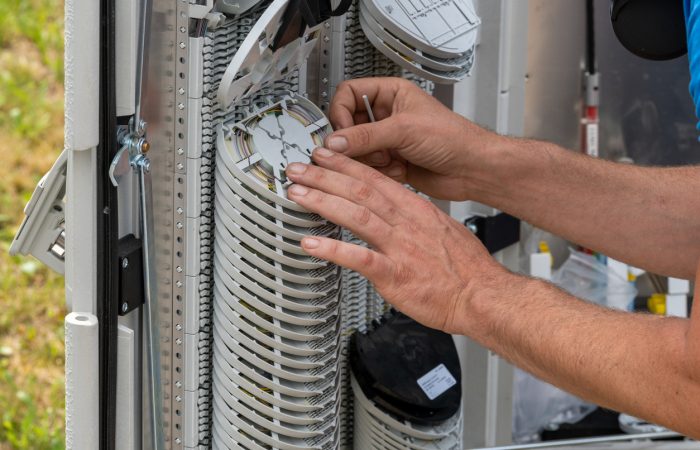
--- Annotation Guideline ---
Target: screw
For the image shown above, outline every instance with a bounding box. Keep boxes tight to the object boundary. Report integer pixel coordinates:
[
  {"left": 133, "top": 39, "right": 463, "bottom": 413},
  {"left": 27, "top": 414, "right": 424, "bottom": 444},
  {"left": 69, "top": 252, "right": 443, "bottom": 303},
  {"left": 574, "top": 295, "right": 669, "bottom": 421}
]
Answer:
[
  {"left": 175, "top": 380, "right": 182, "bottom": 388},
  {"left": 176, "top": 338, "right": 182, "bottom": 345},
  {"left": 176, "top": 162, "right": 184, "bottom": 170},
  {"left": 141, "top": 140, "right": 150, "bottom": 153},
  {"left": 176, "top": 281, "right": 183, "bottom": 288},
  {"left": 177, "top": 103, "right": 185, "bottom": 110},
  {"left": 178, "top": 87, "right": 185, "bottom": 95},
  {"left": 122, "top": 258, "right": 129, "bottom": 269},
  {"left": 323, "top": 36, "right": 330, "bottom": 43},
  {"left": 177, "top": 207, "right": 183, "bottom": 215},
  {"left": 175, "top": 395, "right": 182, "bottom": 402},
  {"left": 176, "top": 222, "right": 183, "bottom": 229},
  {"left": 177, "top": 148, "right": 184, "bottom": 155},
  {"left": 176, "top": 324, "right": 182, "bottom": 331},
  {"left": 466, "top": 221, "right": 478, "bottom": 234},
  {"left": 322, "top": 77, "right": 328, "bottom": 84},
  {"left": 179, "top": 42, "right": 186, "bottom": 49},
  {"left": 176, "top": 266, "right": 183, "bottom": 273},
  {"left": 121, "top": 302, "right": 128, "bottom": 313},
  {"left": 175, "top": 438, "right": 182, "bottom": 445}
]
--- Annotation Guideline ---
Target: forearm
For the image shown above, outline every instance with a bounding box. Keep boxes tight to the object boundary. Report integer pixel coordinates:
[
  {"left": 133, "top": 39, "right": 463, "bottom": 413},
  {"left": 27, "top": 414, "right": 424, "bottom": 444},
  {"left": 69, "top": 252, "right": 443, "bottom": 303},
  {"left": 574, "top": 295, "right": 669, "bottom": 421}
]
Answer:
[
  {"left": 461, "top": 273, "right": 700, "bottom": 438},
  {"left": 466, "top": 136, "right": 700, "bottom": 279}
]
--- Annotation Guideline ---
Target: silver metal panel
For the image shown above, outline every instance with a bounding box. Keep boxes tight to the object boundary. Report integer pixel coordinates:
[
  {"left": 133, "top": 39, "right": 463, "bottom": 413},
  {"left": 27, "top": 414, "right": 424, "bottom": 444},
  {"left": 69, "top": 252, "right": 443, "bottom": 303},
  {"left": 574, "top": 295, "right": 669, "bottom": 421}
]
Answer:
[
  {"left": 140, "top": 0, "right": 180, "bottom": 446},
  {"left": 524, "top": 0, "right": 700, "bottom": 166}
]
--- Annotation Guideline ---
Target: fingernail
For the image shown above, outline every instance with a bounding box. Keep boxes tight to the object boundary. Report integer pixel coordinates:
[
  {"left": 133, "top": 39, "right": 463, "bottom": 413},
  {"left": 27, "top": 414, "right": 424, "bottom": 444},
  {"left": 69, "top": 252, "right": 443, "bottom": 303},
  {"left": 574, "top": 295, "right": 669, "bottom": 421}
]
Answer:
[
  {"left": 368, "top": 152, "right": 387, "bottom": 165},
  {"left": 286, "top": 163, "right": 307, "bottom": 175},
  {"left": 327, "top": 135, "right": 348, "bottom": 152},
  {"left": 386, "top": 165, "right": 404, "bottom": 177},
  {"left": 288, "top": 184, "right": 309, "bottom": 196},
  {"left": 302, "top": 237, "right": 320, "bottom": 249},
  {"left": 314, "top": 147, "right": 334, "bottom": 158}
]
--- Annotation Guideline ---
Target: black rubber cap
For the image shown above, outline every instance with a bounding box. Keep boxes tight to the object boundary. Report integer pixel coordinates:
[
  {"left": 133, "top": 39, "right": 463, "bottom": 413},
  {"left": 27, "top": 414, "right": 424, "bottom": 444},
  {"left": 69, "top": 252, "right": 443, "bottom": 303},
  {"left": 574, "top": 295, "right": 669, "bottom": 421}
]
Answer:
[
  {"left": 611, "top": 0, "right": 687, "bottom": 61},
  {"left": 350, "top": 311, "right": 461, "bottom": 426}
]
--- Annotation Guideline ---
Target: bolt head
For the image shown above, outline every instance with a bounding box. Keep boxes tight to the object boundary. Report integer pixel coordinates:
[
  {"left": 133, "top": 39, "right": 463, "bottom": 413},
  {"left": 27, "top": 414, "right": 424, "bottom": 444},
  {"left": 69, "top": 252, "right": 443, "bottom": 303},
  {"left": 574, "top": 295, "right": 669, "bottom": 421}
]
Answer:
[
  {"left": 141, "top": 140, "right": 151, "bottom": 153},
  {"left": 122, "top": 258, "right": 129, "bottom": 269},
  {"left": 121, "top": 303, "right": 129, "bottom": 313}
]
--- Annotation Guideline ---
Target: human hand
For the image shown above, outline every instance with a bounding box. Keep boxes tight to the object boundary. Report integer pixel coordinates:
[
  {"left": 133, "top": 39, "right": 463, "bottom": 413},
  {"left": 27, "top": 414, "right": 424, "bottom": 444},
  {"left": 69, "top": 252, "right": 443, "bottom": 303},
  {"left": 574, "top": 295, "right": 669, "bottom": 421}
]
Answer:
[
  {"left": 325, "top": 77, "right": 507, "bottom": 201},
  {"left": 284, "top": 147, "right": 510, "bottom": 334}
]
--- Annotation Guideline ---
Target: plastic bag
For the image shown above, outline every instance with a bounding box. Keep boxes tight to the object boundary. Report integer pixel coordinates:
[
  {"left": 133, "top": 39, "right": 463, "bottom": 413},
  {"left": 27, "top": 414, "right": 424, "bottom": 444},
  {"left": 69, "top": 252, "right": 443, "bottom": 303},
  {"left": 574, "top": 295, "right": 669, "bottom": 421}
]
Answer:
[
  {"left": 553, "top": 249, "right": 637, "bottom": 310},
  {"left": 513, "top": 249, "right": 637, "bottom": 442},
  {"left": 513, "top": 368, "right": 596, "bottom": 443}
]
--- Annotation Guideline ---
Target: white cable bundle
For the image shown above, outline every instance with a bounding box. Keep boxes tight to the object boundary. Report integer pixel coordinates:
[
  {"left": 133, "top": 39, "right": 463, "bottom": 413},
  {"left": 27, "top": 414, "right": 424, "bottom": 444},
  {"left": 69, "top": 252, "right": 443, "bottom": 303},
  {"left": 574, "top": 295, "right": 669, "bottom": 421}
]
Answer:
[
  {"left": 359, "top": 0, "right": 480, "bottom": 84},
  {"left": 211, "top": 94, "right": 343, "bottom": 449},
  {"left": 351, "top": 376, "right": 463, "bottom": 450}
]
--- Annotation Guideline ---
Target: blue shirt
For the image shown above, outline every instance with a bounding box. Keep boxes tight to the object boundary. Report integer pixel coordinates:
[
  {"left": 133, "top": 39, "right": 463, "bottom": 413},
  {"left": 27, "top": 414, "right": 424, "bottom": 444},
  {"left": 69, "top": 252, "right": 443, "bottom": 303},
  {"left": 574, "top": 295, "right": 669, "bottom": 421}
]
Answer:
[{"left": 685, "top": 0, "right": 700, "bottom": 127}]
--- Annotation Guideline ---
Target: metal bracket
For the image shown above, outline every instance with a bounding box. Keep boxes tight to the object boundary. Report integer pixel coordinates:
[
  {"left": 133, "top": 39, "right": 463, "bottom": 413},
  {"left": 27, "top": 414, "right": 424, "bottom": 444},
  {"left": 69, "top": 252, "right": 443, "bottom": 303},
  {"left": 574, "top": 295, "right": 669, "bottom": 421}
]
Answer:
[
  {"left": 108, "top": 115, "right": 164, "bottom": 449},
  {"left": 10, "top": 150, "right": 68, "bottom": 274},
  {"left": 117, "top": 234, "right": 145, "bottom": 316}
]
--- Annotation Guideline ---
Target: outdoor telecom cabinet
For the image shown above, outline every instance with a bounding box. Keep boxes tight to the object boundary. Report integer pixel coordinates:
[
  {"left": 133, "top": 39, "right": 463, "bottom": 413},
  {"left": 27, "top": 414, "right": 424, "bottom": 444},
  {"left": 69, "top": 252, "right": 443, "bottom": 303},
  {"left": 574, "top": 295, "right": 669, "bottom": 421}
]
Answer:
[{"left": 12, "top": 0, "right": 533, "bottom": 449}]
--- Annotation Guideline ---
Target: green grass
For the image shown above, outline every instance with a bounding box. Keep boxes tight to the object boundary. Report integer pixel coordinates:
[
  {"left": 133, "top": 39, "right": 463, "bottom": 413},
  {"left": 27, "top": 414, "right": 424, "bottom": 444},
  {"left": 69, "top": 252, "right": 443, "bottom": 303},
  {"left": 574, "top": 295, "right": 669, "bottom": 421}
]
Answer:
[{"left": 0, "top": 0, "right": 66, "bottom": 448}]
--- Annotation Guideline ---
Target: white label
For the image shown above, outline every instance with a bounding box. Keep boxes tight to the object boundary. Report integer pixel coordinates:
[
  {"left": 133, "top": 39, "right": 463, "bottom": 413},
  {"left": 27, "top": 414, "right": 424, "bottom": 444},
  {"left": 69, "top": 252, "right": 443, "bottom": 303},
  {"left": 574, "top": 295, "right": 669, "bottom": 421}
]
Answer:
[
  {"left": 417, "top": 364, "right": 457, "bottom": 400},
  {"left": 586, "top": 123, "right": 599, "bottom": 158}
]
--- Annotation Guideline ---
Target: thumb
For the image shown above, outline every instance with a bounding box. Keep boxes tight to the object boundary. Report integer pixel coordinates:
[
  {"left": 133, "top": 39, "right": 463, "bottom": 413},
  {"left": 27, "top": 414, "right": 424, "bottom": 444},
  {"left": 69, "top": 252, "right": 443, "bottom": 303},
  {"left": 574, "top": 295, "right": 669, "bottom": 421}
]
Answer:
[{"left": 325, "top": 117, "right": 404, "bottom": 158}]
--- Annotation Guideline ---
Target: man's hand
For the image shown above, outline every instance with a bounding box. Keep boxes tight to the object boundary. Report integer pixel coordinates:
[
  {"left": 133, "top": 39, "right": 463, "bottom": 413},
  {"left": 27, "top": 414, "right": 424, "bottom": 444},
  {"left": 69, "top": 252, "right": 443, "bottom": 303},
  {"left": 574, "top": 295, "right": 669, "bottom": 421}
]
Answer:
[
  {"left": 285, "top": 147, "right": 510, "bottom": 334},
  {"left": 325, "top": 77, "right": 506, "bottom": 201}
]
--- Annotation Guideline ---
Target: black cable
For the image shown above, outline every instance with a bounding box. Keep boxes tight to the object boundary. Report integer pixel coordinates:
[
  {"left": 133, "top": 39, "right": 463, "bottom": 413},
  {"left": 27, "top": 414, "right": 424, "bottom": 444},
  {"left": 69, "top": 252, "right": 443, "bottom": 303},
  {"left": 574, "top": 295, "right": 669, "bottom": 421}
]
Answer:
[
  {"left": 97, "top": 0, "right": 119, "bottom": 447},
  {"left": 586, "top": 0, "right": 596, "bottom": 74}
]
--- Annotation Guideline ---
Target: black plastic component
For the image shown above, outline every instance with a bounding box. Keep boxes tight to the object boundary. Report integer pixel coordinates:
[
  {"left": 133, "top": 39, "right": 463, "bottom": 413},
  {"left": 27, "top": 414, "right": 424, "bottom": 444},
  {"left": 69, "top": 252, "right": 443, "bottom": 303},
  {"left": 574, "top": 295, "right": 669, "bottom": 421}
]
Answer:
[
  {"left": 541, "top": 408, "right": 621, "bottom": 441},
  {"left": 117, "top": 235, "right": 144, "bottom": 316},
  {"left": 272, "top": 0, "right": 352, "bottom": 50},
  {"left": 465, "top": 213, "right": 520, "bottom": 254},
  {"left": 610, "top": 0, "right": 687, "bottom": 61},
  {"left": 350, "top": 311, "right": 462, "bottom": 426}
]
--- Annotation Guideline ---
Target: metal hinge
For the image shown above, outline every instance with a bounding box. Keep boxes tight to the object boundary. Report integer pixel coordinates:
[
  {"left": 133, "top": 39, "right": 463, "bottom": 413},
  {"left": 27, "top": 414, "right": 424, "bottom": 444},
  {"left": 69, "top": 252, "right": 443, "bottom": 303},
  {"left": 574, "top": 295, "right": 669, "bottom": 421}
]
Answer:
[{"left": 10, "top": 150, "right": 67, "bottom": 274}]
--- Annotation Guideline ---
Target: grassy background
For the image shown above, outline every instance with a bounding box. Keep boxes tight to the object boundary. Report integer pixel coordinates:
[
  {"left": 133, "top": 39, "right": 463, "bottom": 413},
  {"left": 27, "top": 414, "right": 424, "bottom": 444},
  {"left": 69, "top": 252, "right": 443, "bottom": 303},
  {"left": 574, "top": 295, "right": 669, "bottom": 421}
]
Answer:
[{"left": 0, "top": 0, "right": 66, "bottom": 448}]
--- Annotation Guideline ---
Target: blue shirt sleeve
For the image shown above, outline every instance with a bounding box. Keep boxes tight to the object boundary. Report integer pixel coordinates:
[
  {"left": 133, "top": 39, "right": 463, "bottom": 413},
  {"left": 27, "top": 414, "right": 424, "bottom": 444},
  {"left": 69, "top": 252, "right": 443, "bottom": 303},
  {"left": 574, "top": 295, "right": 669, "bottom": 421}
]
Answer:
[{"left": 685, "top": 0, "right": 700, "bottom": 129}]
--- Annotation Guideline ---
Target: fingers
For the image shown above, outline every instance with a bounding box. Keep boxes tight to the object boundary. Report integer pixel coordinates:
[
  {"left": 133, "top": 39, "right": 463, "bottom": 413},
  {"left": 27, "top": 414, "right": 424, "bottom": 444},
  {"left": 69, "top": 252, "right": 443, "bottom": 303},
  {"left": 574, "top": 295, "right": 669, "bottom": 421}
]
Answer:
[
  {"left": 285, "top": 157, "right": 401, "bottom": 225},
  {"left": 308, "top": 148, "right": 417, "bottom": 207},
  {"left": 329, "top": 77, "right": 405, "bottom": 129},
  {"left": 287, "top": 184, "right": 392, "bottom": 248},
  {"left": 325, "top": 117, "right": 406, "bottom": 158},
  {"left": 300, "top": 236, "right": 394, "bottom": 284}
]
